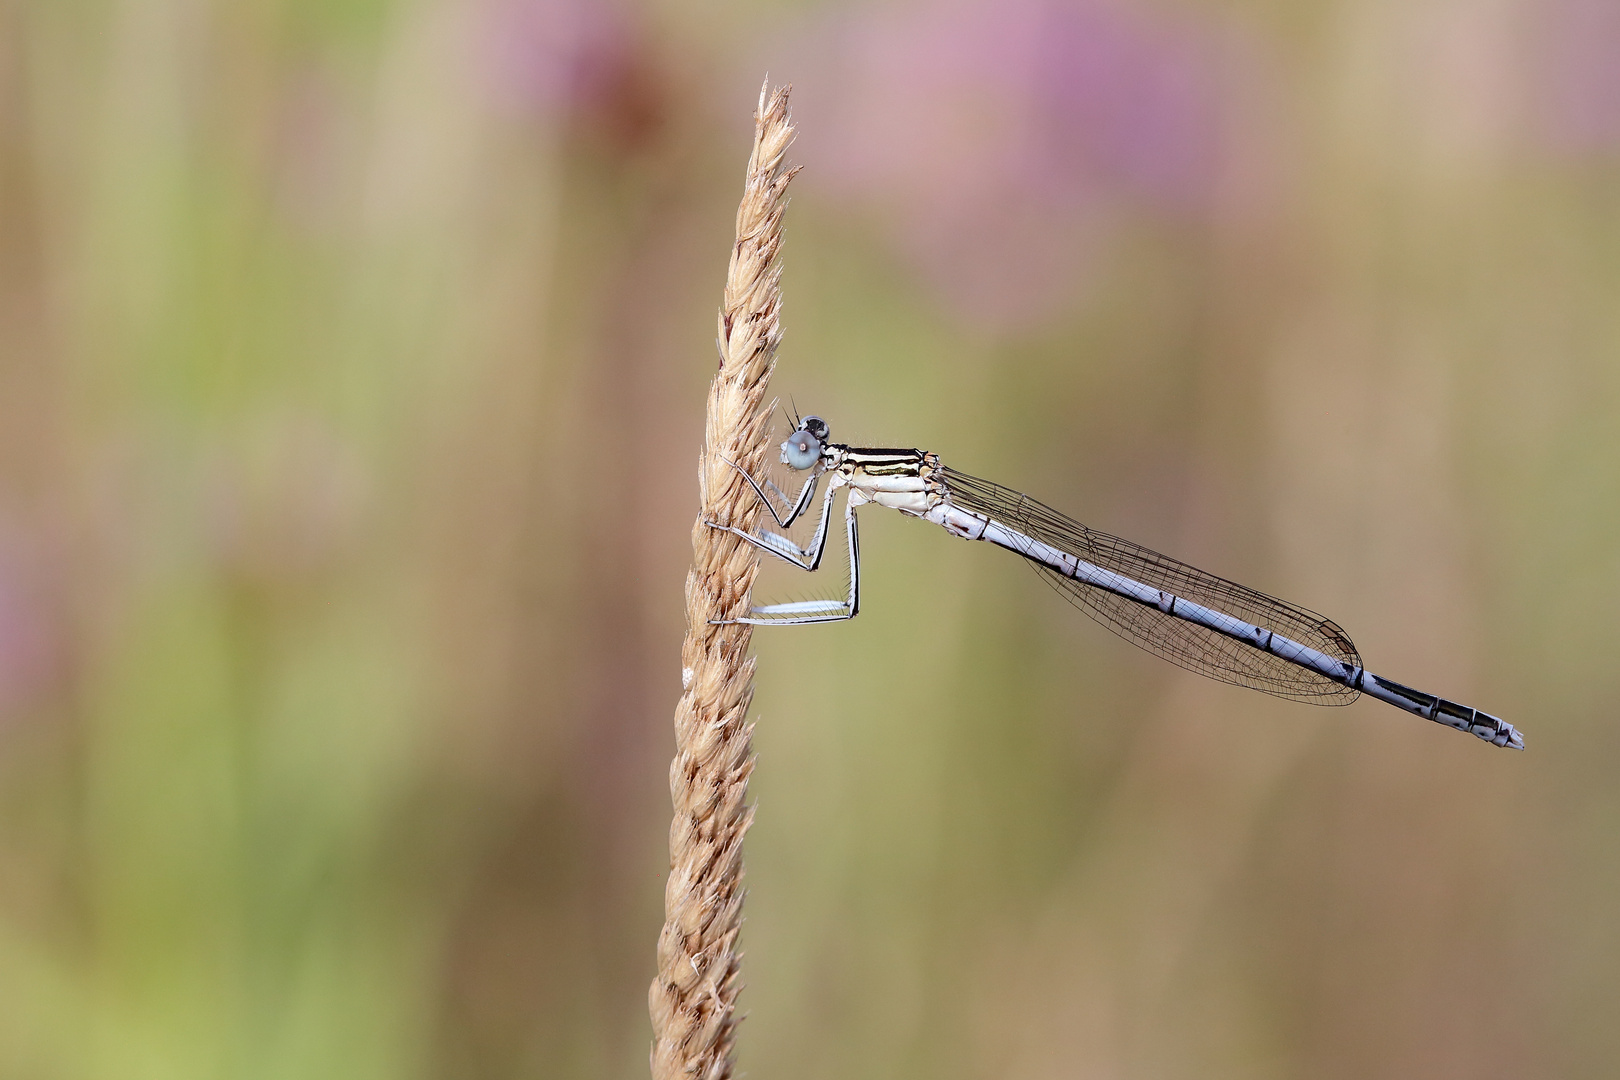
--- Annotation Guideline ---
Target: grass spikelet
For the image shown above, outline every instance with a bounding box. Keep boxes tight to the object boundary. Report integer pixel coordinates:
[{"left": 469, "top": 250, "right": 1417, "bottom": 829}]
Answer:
[{"left": 649, "top": 80, "right": 797, "bottom": 1080}]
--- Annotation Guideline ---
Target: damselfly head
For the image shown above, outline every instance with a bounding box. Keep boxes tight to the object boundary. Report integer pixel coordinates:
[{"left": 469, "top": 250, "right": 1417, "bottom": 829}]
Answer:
[{"left": 781, "top": 415, "right": 828, "bottom": 471}]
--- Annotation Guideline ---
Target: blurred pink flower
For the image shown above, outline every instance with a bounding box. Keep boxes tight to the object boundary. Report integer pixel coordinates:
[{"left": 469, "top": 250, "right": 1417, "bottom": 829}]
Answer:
[
  {"left": 1536, "top": 0, "right": 1620, "bottom": 154},
  {"left": 481, "top": 0, "right": 664, "bottom": 144},
  {"left": 789, "top": 0, "right": 1254, "bottom": 330},
  {"left": 1034, "top": 2, "right": 1224, "bottom": 206}
]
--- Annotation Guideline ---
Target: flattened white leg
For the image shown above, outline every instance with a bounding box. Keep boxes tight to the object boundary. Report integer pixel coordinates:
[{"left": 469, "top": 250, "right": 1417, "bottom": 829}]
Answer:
[
  {"left": 706, "top": 473, "right": 842, "bottom": 571},
  {"left": 717, "top": 490, "right": 864, "bottom": 626}
]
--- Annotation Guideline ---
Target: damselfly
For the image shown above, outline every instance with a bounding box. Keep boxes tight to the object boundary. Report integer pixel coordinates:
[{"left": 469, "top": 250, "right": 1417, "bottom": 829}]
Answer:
[{"left": 708, "top": 414, "right": 1522, "bottom": 749}]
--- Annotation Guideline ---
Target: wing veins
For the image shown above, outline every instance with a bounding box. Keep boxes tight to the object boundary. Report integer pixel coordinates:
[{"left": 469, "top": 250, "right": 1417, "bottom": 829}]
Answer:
[{"left": 939, "top": 467, "right": 1360, "bottom": 705}]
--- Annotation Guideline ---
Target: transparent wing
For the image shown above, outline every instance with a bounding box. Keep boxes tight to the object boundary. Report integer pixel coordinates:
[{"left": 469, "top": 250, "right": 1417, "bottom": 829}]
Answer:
[{"left": 938, "top": 467, "right": 1360, "bottom": 705}]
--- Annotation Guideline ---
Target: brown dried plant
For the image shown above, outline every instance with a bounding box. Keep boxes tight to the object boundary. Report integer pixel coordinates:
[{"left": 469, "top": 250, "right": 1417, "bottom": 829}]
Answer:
[{"left": 648, "top": 82, "right": 797, "bottom": 1080}]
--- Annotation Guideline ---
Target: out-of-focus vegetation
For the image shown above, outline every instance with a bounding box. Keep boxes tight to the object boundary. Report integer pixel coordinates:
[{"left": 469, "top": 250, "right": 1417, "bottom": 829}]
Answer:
[{"left": 0, "top": 1, "right": 1616, "bottom": 1077}]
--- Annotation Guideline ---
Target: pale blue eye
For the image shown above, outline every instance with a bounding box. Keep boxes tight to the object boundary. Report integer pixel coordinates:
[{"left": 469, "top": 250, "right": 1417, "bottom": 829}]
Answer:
[{"left": 780, "top": 430, "right": 822, "bottom": 470}]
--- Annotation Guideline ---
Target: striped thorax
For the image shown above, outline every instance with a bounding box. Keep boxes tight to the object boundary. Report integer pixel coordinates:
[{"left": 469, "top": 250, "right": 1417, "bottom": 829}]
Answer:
[{"left": 820, "top": 443, "right": 941, "bottom": 516}]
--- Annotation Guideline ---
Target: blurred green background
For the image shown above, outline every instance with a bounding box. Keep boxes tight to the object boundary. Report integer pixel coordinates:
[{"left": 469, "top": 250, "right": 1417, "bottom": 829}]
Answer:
[{"left": 1, "top": 0, "right": 1617, "bottom": 1077}]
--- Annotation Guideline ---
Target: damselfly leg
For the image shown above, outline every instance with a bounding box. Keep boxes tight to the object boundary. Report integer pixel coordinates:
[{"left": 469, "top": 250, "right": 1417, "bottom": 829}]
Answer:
[
  {"left": 716, "top": 456, "right": 821, "bottom": 529},
  {"left": 705, "top": 466, "right": 865, "bottom": 625},
  {"left": 708, "top": 463, "right": 840, "bottom": 571}
]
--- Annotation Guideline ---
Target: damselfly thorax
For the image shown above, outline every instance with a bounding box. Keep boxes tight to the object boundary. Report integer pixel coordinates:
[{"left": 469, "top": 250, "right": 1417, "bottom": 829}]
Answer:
[{"left": 820, "top": 446, "right": 940, "bottom": 515}]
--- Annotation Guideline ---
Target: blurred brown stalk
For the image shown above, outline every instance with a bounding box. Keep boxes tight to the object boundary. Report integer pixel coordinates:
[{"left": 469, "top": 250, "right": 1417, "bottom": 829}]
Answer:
[{"left": 648, "top": 82, "right": 797, "bottom": 1080}]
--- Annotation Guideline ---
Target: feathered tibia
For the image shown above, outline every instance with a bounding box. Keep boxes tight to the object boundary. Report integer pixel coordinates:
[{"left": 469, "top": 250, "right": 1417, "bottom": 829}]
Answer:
[{"left": 649, "top": 81, "right": 796, "bottom": 1080}]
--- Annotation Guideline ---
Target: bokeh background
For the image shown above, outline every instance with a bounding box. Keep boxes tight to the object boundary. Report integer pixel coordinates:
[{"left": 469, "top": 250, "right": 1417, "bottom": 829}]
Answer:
[{"left": 1, "top": 0, "right": 1617, "bottom": 1077}]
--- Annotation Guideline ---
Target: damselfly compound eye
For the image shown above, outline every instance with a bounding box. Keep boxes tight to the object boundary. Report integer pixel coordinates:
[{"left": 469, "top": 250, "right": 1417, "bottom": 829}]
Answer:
[
  {"left": 780, "top": 430, "right": 822, "bottom": 470},
  {"left": 802, "top": 415, "right": 830, "bottom": 443}
]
